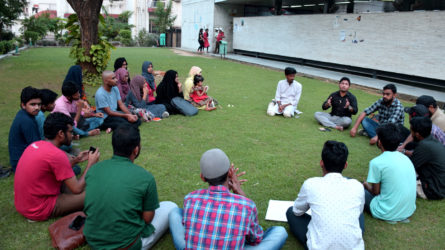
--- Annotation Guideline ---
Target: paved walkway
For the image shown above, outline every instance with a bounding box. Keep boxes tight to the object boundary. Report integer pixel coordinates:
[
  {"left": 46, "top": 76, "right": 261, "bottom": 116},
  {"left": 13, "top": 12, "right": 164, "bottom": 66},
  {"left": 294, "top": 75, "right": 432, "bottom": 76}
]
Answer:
[{"left": 179, "top": 48, "right": 445, "bottom": 103}]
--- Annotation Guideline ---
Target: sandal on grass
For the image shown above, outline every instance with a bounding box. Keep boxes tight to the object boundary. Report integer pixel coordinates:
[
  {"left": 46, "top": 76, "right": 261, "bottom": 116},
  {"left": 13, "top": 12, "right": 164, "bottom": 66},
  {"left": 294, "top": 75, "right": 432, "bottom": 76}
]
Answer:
[{"left": 319, "top": 127, "right": 332, "bottom": 132}]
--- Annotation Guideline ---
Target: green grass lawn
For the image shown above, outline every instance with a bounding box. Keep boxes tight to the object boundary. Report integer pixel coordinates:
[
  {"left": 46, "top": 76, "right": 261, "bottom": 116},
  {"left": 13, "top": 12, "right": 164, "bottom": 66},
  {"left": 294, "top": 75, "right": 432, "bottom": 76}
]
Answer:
[{"left": 0, "top": 47, "right": 444, "bottom": 249}]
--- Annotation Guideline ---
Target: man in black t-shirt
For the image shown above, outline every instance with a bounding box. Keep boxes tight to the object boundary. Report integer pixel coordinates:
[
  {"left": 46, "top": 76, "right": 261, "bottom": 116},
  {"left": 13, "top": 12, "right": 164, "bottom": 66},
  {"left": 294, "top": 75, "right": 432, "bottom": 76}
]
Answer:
[
  {"left": 314, "top": 77, "right": 358, "bottom": 131},
  {"left": 410, "top": 117, "right": 445, "bottom": 200}
]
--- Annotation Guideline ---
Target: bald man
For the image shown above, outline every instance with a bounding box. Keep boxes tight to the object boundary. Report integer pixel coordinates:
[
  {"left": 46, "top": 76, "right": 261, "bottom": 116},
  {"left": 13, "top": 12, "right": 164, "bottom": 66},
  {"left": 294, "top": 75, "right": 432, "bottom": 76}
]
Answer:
[{"left": 95, "top": 71, "right": 141, "bottom": 131}]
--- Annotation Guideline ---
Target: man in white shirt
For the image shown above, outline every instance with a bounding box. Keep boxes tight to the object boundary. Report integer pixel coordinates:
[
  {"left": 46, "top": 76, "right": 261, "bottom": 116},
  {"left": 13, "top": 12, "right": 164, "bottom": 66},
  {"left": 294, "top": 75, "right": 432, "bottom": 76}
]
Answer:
[
  {"left": 287, "top": 140, "right": 365, "bottom": 250},
  {"left": 267, "top": 67, "right": 302, "bottom": 118}
]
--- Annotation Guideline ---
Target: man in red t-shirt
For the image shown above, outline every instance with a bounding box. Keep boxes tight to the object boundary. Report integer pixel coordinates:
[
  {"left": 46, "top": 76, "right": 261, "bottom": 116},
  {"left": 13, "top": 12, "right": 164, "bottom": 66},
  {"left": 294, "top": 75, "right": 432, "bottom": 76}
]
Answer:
[{"left": 14, "top": 112, "right": 100, "bottom": 221}]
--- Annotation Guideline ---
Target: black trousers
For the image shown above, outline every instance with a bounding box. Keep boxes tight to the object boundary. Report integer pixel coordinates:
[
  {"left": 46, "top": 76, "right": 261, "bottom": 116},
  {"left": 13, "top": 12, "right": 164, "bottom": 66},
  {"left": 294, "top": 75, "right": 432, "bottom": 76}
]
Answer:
[
  {"left": 286, "top": 206, "right": 365, "bottom": 249},
  {"left": 100, "top": 116, "right": 141, "bottom": 131}
]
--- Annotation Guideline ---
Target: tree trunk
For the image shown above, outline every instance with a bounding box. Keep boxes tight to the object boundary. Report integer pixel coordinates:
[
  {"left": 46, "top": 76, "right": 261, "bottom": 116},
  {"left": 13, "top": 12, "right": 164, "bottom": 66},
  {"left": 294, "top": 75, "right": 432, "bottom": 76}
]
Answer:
[{"left": 66, "top": 0, "right": 103, "bottom": 74}]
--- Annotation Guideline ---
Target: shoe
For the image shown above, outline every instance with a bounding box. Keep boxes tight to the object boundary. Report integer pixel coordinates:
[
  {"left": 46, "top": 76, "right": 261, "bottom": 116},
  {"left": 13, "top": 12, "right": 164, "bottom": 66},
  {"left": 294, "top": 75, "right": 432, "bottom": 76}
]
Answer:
[
  {"left": 161, "top": 111, "right": 169, "bottom": 118},
  {"left": 358, "top": 129, "right": 368, "bottom": 137},
  {"left": 319, "top": 127, "right": 331, "bottom": 132},
  {"left": 0, "top": 166, "right": 11, "bottom": 179}
]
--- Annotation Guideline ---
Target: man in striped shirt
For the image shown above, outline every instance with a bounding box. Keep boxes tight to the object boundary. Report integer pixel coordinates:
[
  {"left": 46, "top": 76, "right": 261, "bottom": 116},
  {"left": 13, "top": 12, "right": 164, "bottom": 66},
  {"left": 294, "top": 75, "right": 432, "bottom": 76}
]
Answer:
[{"left": 169, "top": 149, "right": 287, "bottom": 249}]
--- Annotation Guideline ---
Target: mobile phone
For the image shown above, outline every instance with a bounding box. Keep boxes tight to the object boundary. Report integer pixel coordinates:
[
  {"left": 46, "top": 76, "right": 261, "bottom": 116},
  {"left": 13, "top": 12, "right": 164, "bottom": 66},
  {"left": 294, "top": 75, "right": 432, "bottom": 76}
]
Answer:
[
  {"left": 89, "top": 146, "right": 96, "bottom": 153},
  {"left": 69, "top": 215, "right": 86, "bottom": 231}
]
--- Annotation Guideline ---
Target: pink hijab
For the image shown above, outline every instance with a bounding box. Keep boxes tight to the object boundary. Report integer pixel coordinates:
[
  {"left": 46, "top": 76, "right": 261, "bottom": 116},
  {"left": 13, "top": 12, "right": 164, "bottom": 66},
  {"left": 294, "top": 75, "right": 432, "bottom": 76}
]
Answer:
[
  {"left": 129, "top": 75, "right": 146, "bottom": 102},
  {"left": 116, "top": 68, "right": 129, "bottom": 101}
]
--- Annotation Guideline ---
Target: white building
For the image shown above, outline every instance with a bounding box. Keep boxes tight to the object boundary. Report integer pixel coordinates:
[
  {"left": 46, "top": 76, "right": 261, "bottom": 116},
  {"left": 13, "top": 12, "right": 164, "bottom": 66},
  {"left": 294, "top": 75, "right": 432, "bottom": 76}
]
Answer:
[{"left": 10, "top": 0, "right": 182, "bottom": 38}]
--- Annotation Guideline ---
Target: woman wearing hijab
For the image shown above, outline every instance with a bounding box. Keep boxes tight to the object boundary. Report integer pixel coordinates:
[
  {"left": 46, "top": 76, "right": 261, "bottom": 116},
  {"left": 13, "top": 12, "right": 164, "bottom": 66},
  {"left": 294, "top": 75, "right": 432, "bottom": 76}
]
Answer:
[
  {"left": 125, "top": 75, "right": 168, "bottom": 118},
  {"left": 155, "top": 70, "right": 198, "bottom": 116},
  {"left": 183, "top": 66, "right": 202, "bottom": 102},
  {"left": 64, "top": 65, "right": 83, "bottom": 97},
  {"left": 141, "top": 61, "right": 157, "bottom": 103},
  {"left": 115, "top": 68, "right": 130, "bottom": 102}
]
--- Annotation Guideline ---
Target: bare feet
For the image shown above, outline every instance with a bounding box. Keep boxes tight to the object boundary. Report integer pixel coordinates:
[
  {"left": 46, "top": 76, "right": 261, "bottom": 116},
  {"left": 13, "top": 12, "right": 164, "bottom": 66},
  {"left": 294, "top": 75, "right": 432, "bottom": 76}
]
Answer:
[
  {"left": 106, "top": 128, "right": 112, "bottom": 134},
  {"left": 205, "top": 106, "right": 216, "bottom": 111},
  {"left": 88, "top": 129, "right": 101, "bottom": 136},
  {"left": 369, "top": 136, "right": 378, "bottom": 145},
  {"left": 335, "top": 126, "right": 344, "bottom": 131}
]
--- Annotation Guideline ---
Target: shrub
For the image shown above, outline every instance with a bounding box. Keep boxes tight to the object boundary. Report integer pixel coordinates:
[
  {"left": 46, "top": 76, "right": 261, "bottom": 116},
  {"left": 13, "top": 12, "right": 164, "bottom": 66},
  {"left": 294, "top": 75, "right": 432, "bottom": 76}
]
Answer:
[
  {"left": 24, "top": 31, "right": 39, "bottom": 44},
  {"left": 36, "top": 40, "right": 58, "bottom": 46},
  {"left": 14, "top": 38, "right": 24, "bottom": 47},
  {"left": 119, "top": 29, "right": 133, "bottom": 46},
  {"left": 0, "top": 30, "right": 14, "bottom": 41},
  {"left": 137, "top": 29, "right": 159, "bottom": 47},
  {"left": 0, "top": 40, "right": 14, "bottom": 54}
]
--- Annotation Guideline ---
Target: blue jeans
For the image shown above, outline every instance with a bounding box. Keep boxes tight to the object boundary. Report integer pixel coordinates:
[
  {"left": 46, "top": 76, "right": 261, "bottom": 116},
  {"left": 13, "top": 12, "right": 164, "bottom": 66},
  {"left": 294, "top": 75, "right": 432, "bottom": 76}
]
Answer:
[
  {"left": 286, "top": 207, "right": 365, "bottom": 250},
  {"left": 169, "top": 207, "right": 288, "bottom": 250},
  {"left": 146, "top": 103, "right": 167, "bottom": 118},
  {"left": 73, "top": 117, "right": 104, "bottom": 137},
  {"left": 361, "top": 117, "right": 379, "bottom": 138},
  {"left": 171, "top": 97, "right": 198, "bottom": 116}
]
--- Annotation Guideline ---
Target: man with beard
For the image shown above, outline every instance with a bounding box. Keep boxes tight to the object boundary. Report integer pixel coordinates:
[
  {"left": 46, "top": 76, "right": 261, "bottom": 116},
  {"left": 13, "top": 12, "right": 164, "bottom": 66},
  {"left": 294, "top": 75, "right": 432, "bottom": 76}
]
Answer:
[
  {"left": 314, "top": 77, "right": 358, "bottom": 131},
  {"left": 409, "top": 117, "right": 445, "bottom": 200},
  {"left": 267, "top": 67, "right": 302, "bottom": 118},
  {"left": 14, "top": 112, "right": 100, "bottom": 221},
  {"left": 350, "top": 84, "right": 406, "bottom": 145},
  {"left": 8, "top": 86, "right": 42, "bottom": 172},
  {"left": 84, "top": 125, "right": 177, "bottom": 249},
  {"left": 416, "top": 95, "right": 445, "bottom": 131}
]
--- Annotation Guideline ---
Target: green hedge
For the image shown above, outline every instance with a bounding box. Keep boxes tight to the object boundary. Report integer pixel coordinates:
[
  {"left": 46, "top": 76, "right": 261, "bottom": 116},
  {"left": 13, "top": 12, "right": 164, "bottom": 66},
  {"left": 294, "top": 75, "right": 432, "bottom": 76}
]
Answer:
[{"left": 0, "top": 40, "right": 14, "bottom": 54}]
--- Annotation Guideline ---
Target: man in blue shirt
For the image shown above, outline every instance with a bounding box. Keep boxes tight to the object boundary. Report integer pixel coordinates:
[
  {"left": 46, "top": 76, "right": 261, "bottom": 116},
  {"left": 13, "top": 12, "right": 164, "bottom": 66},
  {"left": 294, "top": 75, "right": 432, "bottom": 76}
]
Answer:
[
  {"left": 8, "top": 86, "right": 42, "bottom": 172},
  {"left": 95, "top": 71, "right": 140, "bottom": 131},
  {"left": 35, "top": 89, "right": 58, "bottom": 139},
  {"left": 363, "top": 123, "right": 416, "bottom": 222}
]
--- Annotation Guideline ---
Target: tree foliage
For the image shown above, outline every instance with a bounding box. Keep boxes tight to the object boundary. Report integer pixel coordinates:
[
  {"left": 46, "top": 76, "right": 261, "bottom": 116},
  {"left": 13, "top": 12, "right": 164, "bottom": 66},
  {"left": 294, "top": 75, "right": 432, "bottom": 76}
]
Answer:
[
  {"left": 65, "top": 13, "right": 114, "bottom": 84},
  {"left": 153, "top": 1, "right": 176, "bottom": 34},
  {"left": 101, "top": 7, "right": 134, "bottom": 41},
  {"left": 20, "top": 14, "right": 66, "bottom": 44},
  {"left": 0, "top": 0, "right": 27, "bottom": 39}
]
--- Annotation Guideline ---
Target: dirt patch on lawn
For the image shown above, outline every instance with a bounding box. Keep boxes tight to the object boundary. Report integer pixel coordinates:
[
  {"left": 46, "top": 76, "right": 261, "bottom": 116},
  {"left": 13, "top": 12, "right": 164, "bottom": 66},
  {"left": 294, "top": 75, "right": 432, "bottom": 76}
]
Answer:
[{"left": 171, "top": 48, "right": 214, "bottom": 59}]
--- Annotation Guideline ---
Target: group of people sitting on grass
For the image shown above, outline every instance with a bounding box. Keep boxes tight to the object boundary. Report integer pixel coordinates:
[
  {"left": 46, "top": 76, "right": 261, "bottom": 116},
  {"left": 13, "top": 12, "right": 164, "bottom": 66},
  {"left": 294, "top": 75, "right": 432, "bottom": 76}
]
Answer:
[
  {"left": 8, "top": 58, "right": 217, "bottom": 172},
  {"left": 7, "top": 63, "right": 445, "bottom": 249}
]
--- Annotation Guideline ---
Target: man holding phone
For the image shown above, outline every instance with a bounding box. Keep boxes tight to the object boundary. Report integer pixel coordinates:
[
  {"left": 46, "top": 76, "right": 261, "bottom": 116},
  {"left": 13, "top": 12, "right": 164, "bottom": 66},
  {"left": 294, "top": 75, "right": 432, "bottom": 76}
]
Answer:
[
  {"left": 84, "top": 125, "right": 177, "bottom": 249},
  {"left": 14, "top": 112, "right": 100, "bottom": 221}
]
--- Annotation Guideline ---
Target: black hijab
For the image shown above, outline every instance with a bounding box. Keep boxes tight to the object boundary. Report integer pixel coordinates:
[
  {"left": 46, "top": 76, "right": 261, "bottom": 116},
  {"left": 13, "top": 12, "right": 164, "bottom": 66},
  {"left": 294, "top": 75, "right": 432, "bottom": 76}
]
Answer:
[
  {"left": 155, "top": 70, "right": 180, "bottom": 104},
  {"left": 63, "top": 65, "right": 83, "bottom": 96}
]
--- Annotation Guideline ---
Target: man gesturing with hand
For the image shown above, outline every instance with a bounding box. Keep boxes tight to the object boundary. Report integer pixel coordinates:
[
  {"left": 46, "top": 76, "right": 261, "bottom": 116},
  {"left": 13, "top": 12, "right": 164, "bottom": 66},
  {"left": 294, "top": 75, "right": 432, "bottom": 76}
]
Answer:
[
  {"left": 169, "top": 148, "right": 288, "bottom": 250},
  {"left": 314, "top": 77, "right": 358, "bottom": 131}
]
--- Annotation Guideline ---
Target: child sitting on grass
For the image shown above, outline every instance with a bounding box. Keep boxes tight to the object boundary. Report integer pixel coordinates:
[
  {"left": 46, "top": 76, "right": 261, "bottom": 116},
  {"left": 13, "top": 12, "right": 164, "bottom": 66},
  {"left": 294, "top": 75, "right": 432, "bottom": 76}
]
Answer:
[{"left": 190, "top": 75, "right": 216, "bottom": 111}]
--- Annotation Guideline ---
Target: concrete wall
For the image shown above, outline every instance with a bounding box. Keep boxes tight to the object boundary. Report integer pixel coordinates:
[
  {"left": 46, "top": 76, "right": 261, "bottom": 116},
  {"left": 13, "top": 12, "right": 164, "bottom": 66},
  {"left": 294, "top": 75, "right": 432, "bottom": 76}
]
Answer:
[
  {"left": 233, "top": 12, "right": 445, "bottom": 80},
  {"left": 214, "top": 4, "right": 244, "bottom": 52},
  {"left": 181, "top": 0, "right": 215, "bottom": 51},
  {"left": 171, "top": 0, "right": 182, "bottom": 28}
]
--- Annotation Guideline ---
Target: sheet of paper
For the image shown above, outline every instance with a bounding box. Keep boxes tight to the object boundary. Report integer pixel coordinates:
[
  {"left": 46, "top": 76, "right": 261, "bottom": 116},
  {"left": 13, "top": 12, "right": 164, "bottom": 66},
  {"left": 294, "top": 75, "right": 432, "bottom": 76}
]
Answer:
[
  {"left": 265, "top": 200, "right": 294, "bottom": 222},
  {"left": 265, "top": 200, "right": 312, "bottom": 222}
]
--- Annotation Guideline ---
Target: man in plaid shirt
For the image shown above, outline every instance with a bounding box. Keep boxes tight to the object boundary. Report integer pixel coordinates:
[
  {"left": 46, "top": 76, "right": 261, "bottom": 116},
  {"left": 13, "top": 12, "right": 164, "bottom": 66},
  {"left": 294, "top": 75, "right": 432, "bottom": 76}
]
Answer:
[
  {"left": 350, "top": 84, "right": 407, "bottom": 145},
  {"left": 169, "top": 148, "right": 288, "bottom": 249}
]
